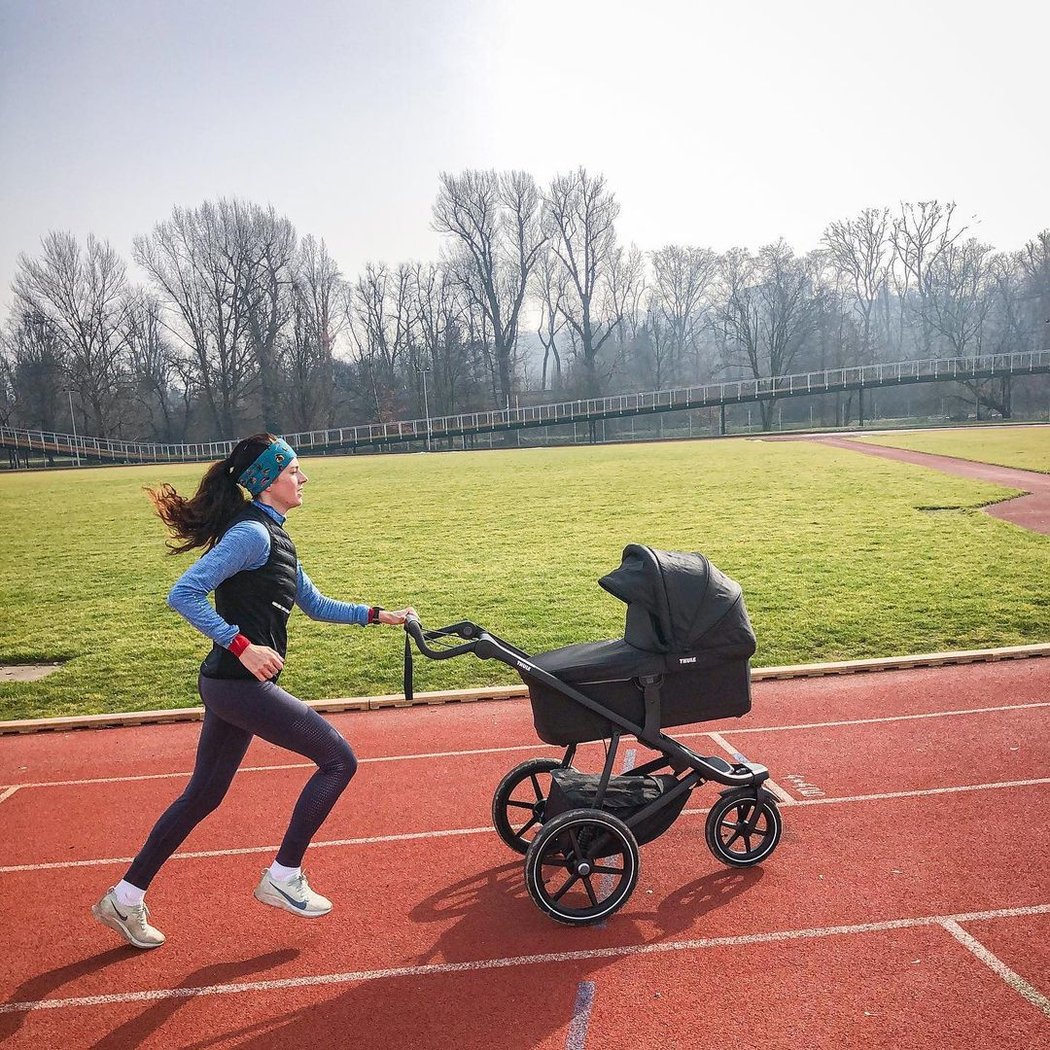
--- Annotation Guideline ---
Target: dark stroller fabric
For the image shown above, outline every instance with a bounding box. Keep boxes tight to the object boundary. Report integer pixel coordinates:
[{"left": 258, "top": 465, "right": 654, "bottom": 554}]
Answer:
[
  {"left": 599, "top": 545, "right": 756, "bottom": 658},
  {"left": 544, "top": 768, "right": 690, "bottom": 845},
  {"left": 525, "top": 546, "right": 756, "bottom": 745}
]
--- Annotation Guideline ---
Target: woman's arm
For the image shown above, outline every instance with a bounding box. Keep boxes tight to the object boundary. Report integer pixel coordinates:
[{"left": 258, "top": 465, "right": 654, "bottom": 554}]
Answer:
[
  {"left": 295, "top": 565, "right": 415, "bottom": 625},
  {"left": 167, "top": 521, "right": 270, "bottom": 645}
]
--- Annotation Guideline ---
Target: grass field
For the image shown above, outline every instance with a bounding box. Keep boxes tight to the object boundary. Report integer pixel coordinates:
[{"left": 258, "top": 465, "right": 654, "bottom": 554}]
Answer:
[
  {"left": 860, "top": 424, "right": 1050, "bottom": 472},
  {"left": 1, "top": 436, "right": 1047, "bottom": 719}
]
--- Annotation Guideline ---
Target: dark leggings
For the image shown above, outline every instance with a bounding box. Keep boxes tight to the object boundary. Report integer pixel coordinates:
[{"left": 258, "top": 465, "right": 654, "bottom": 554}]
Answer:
[{"left": 125, "top": 675, "right": 357, "bottom": 889}]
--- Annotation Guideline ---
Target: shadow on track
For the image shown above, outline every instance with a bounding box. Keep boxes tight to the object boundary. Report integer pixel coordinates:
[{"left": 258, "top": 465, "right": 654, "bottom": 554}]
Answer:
[
  {"left": 86, "top": 949, "right": 300, "bottom": 1050},
  {"left": 177, "top": 860, "right": 764, "bottom": 1050},
  {"left": 0, "top": 948, "right": 132, "bottom": 1043}
]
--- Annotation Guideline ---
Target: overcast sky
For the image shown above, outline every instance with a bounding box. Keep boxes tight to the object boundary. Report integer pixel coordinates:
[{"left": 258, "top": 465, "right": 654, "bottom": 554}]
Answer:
[{"left": 1, "top": 0, "right": 1047, "bottom": 314}]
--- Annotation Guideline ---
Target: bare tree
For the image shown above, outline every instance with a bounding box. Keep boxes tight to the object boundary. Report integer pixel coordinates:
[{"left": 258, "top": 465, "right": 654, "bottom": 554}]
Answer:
[
  {"left": 409, "top": 262, "right": 483, "bottom": 416},
  {"left": 822, "top": 208, "right": 892, "bottom": 362},
  {"left": 1018, "top": 230, "right": 1050, "bottom": 347},
  {"left": 124, "top": 290, "right": 183, "bottom": 440},
  {"left": 13, "top": 232, "right": 131, "bottom": 436},
  {"left": 283, "top": 236, "right": 344, "bottom": 432},
  {"left": 891, "top": 201, "right": 968, "bottom": 356},
  {"left": 1, "top": 307, "right": 68, "bottom": 430},
  {"left": 346, "top": 263, "right": 416, "bottom": 421},
  {"left": 925, "top": 239, "right": 993, "bottom": 357},
  {"left": 433, "top": 170, "right": 546, "bottom": 408},
  {"left": 716, "top": 241, "right": 819, "bottom": 427},
  {"left": 136, "top": 201, "right": 259, "bottom": 438},
  {"left": 544, "top": 167, "right": 624, "bottom": 396},
  {"left": 531, "top": 248, "right": 568, "bottom": 391},
  {"left": 649, "top": 244, "right": 717, "bottom": 384},
  {"left": 242, "top": 206, "right": 297, "bottom": 432}
]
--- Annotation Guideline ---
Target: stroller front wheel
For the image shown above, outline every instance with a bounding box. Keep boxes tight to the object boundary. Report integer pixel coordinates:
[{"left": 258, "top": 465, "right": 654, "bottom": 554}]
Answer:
[
  {"left": 705, "top": 788, "right": 783, "bottom": 867},
  {"left": 524, "top": 808, "right": 640, "bottom": 926},
  {"left": 492, "top": 758, "right": 564, "bottom": 854}
]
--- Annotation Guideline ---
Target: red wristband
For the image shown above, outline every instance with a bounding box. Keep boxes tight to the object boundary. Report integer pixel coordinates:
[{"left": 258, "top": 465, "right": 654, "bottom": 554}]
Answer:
[
  {"left": 228, "top": 633, "right": 251, "bottom": 657},
  {"left": 367, "top": 606, "right": 383, "bottom": 625}
]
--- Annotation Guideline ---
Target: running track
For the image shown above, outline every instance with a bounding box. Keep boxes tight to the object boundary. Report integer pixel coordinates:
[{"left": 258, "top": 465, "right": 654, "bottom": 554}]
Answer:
[{"left": 0, "top": 658, "right": 1047, "bottom": 1049}]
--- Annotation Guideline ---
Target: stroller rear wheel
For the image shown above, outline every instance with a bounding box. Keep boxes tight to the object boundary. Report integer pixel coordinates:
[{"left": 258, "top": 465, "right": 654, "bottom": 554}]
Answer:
[
  {"left": 492, "top": 758, "right": 564, "bottom": 854},
  {"left": 705, "top": 788, "right": 782, "bottom": 867},
  {"left": 524, "top": 809, "right": 640, "bottom": 926}
]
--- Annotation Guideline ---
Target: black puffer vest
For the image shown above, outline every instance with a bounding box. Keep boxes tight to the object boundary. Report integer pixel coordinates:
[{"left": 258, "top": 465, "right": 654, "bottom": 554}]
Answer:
[{"left": 200, "top": 505, "right": 298, "bottom": 681}]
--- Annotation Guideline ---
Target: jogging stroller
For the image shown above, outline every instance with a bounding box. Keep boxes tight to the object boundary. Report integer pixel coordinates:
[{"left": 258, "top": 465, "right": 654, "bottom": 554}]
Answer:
[{"left": 404, "top": 544, "right": 782, "bottom": 926}]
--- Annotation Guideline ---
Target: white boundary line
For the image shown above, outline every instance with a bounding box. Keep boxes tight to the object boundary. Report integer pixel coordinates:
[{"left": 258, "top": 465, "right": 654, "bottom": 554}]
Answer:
[
  {"left": 0, "top": 826, "right": 495, "bottom": 873},
  {"left": 706, "top": 731, "right": 795, "bottom": 805},
  {"left": 4, "top": 701, "right": 1045, "bottom": 792},
  {"left": 0, "top": 785, "right": 21, "bottom": 804},
  {"left": 3, "top": 904, "right": 1047, "bottom": 1015},
  {"left": 679, "top": 701, "right": 1050, "bottom": 738},
  {"left": 3, "top": 776, "right": 1048, "bottom": 875},
  {"left": 940, "top": 919, "right": 1050, "bottom": 1018}
]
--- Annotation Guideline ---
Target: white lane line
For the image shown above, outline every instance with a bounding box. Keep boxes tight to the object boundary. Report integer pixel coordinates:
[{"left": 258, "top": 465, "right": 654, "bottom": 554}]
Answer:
[
  {"left": 706, "top": 732, "right": 795, "bottom": 805},
  {"left": 3, "top": 744, "right": 553, "bottom": 791},
  {"left": 5, "top": 701, "right": 1046, "bottom": 792},
  {"left": 678, "top": 776, "right": 1050, "bottom": 816},
  {"left": 4, "top": 904, "right": 1047, "bottom": 1015},
  {"left": 7, "top": 776, "right": 1048, "bottom": 875},
  {"left": 940, "top": 919, "right": 1050, "bottom": 1018},
  {"left": 0, "top": 785, "right": 21, "bottom": 804},
  {"left": 680, "top": 701, "right": 1050, "bottom": 739},
  {"left": 786, "top": 778, "right": 1050, "bottom": 807},
  {"left": 0, "top": 826, "right": 494, "bottom": 874}
]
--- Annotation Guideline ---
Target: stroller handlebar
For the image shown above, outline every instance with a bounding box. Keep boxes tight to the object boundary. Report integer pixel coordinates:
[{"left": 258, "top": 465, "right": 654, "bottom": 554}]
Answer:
[{"left": 403, "top": 616, "right": 482, "bottom": 660}]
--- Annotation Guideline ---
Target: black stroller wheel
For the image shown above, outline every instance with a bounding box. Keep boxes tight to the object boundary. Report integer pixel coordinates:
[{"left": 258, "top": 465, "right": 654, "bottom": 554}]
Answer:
[
  {"left": 705, "top": 788, "right": 782, "bottom": 867},
  {"left": 524, "top": 808, "right": 640, "bottom": 926},
  {"left": 492, "top": 758, "right": 564, "bottom": 854}
]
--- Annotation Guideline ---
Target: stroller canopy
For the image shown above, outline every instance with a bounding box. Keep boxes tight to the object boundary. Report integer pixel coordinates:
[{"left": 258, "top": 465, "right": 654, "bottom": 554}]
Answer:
[{"left": 599, "top": 544, "right": 755, "bottom": 657}]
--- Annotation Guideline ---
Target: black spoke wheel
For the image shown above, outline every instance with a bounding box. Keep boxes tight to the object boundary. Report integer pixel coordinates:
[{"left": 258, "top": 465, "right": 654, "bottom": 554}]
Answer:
[
  {"left": 524, "top": 808, "right": 639, "bottom": 926},
  {"left": 492, "top": 758, "right": 563, "bottom": 854},
  {"left": 705, "top": 789, "right": 782, "bottom": 867}
]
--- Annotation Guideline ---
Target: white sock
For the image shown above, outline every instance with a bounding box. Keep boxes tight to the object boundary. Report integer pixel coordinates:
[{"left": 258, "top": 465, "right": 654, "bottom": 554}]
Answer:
[
  {"left": 113, "top": 879, "right": 146, "bottom": 907},
  {"left": 268, "top": 861, "right": 301, "bottom": 882}
]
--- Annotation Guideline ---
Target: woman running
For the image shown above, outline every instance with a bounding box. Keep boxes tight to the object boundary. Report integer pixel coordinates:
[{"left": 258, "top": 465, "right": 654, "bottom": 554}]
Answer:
[{"left": 92, "top": 433, "right": 413, "bottom": 949}]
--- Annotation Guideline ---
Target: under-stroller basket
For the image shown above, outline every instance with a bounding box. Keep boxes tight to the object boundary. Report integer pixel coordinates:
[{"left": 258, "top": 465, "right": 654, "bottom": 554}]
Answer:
[{"left": 545, "top": 768, "right": 690, "bottom": 845}]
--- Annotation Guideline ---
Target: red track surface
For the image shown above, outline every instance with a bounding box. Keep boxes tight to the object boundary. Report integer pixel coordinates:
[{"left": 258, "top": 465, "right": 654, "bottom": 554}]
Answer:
[{"left": 1, "top": 659, "right": 1048, "bottom": 1048}]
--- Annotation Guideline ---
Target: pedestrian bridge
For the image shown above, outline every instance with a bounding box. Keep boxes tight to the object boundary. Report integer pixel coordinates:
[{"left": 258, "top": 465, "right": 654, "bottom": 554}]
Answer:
[{"left": 3, "top": 351, "right": 1047, "bottom": 465}]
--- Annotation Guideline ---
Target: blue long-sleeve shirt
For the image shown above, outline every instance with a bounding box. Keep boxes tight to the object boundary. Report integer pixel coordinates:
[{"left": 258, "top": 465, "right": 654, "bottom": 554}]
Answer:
[{"left": 167, "top": 501, "right": 371, "bottom": 647}]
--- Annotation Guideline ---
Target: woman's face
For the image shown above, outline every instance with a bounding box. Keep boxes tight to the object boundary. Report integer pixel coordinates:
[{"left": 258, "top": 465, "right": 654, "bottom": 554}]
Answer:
[{"left": 262, "top": 458, "right": 308, "bottom": 513}]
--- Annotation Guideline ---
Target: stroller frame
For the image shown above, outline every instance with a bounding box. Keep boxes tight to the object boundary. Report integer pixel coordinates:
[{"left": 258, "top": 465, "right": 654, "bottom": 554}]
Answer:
[{"left": 406, "top": 617, "right": 783, "bottom": 926}]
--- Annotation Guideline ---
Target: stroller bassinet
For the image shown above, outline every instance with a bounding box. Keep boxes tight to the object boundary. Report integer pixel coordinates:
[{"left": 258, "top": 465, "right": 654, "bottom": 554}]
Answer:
[{"left": 524, "top": 545, "right": 756, "bottom": 745}]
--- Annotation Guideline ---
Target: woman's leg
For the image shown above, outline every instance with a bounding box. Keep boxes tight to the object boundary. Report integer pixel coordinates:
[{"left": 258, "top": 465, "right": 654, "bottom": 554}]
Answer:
[
  {"left": 195, "top": 677, "right": 357, "bottom": 869},
  {"left": 93, "top": 701, "right": 253, "bottom": 948},
  {"left": 123, "top": 704, "right": 254, "bottom": 889}
]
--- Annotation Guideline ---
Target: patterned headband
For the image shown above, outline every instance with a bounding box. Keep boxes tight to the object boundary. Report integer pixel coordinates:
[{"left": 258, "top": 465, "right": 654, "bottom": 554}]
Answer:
[{"left": 236, "top": 438, "right": 296, "bottom": 496}]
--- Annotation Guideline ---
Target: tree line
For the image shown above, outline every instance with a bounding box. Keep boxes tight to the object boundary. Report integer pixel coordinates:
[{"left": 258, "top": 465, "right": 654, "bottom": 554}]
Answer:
[{"left": 2, "top": 169, "right": 1049, "bottom": 442}]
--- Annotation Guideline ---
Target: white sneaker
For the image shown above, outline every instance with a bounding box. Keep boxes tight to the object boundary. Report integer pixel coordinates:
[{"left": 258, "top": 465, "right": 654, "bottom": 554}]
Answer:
[
  {"left": 91, "top": 888, "right": 166, "bottom": 949},
  {"left": 254, "top": 869, "right": 332, "bottom": 917}
]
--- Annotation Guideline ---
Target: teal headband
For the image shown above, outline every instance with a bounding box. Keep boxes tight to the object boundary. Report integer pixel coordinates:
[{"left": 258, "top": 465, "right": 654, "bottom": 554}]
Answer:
[{"left": 237, "top": 439, "right": 296, "bottom": 496}]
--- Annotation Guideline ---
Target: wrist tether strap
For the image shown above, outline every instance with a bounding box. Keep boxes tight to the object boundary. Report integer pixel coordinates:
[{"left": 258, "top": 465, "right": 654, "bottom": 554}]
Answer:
[{"left": 403, "top": 632, "right": 414, "bottom": 704}]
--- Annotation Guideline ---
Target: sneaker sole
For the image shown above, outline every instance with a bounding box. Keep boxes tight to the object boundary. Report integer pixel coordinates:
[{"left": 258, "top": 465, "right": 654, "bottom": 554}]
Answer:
[
  {"left": 253, "top": 888, "right": 331, "bottom": 918},
  {"left": 91, "top": 904, "right": 165, "bottom": 949}
]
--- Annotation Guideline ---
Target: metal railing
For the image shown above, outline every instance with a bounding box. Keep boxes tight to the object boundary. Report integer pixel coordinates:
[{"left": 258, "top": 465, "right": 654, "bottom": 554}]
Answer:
[{"left": 3, "top": 350, "right": 1047, "bottom": 464}]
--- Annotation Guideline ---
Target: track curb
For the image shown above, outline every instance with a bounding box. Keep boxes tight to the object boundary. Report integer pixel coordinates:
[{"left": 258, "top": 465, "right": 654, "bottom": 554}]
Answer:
[{"left": 1, "top": 643, "right": 1046, "bottom": 736}]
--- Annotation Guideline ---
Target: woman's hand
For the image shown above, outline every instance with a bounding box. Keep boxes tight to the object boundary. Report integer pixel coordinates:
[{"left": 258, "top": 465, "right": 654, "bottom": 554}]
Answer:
[
  {"left": 378, "top": 607, "right": 417, "bottom": 626},
  {"left": 238, "top": 643, "right": 285, "bottom": 681}
]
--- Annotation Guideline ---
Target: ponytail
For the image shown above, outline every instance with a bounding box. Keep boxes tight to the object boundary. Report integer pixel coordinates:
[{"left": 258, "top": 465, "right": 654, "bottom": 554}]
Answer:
[{"left": 146, "top": 433, "right": 277, "bottom": 554}]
